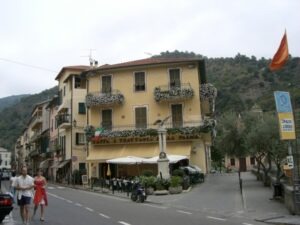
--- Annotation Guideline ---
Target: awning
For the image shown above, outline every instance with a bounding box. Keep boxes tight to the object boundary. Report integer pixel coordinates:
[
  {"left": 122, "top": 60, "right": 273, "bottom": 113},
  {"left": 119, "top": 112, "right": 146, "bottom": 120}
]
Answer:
[
  {"left": 142, "top": 155, "right": 188, "bottom": 164},
  {"left": 39, "top": 159, "right": 51, "bottom": 169},
  {"left": 106, "top": 156, "right": 144, "bottom": 164},
  {"left": 50, "top": 161, "right": 60, "bottom": 169},
  {"left": 87, "top": 142, "right": 191, "bottom": 162},
  {"left": 57, "top": 160, "right": 71, "bottom": 169},
  {"left": 51, "top": 160, "right": 71, "bottom": 169}
]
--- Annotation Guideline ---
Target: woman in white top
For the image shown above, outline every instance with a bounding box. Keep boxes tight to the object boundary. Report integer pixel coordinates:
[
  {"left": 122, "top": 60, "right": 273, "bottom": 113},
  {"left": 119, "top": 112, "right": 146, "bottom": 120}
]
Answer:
[{"left": 9, "top": 171, "right": 17, "bottom": 202}]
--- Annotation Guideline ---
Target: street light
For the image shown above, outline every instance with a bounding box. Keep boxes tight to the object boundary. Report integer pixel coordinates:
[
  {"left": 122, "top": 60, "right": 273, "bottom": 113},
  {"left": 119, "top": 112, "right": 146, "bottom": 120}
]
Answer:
[{"left": 154, "top": 116, "right": 171, "bottom": 179}]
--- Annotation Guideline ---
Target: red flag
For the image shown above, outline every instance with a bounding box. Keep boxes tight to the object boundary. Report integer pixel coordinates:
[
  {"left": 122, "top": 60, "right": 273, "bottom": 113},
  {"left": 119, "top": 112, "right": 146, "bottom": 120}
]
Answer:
[{"left": 269, "top": 31, "right": 289, "bottom": 71}]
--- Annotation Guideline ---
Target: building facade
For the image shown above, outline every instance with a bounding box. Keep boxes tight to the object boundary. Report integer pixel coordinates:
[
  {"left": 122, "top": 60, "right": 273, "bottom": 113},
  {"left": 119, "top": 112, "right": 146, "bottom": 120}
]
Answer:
[
  {"left": 27, "top": 100, "right": 50, "bottom": 175},
  {"left": 0, "top": 147, "right": 12, "bottom": 170},
  {"left": 53, "top": 66, "right": 90, "bottom": 183},
  {"left": 84, "top": 58, "right": 216, "bottom": 179}
]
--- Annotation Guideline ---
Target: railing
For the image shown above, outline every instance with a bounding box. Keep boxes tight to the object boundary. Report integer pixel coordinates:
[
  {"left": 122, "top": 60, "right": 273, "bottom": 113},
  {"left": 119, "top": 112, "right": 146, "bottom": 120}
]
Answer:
[
  {"left": 30, "top": 130, "right": 42, "bottom": 142},
  {"left": 86, "top": 89, "right": 124, "bottom": 107},
  {"left": 56, "top": 114, "right": 71, "bottom": 127},
  {"left": 154, "top": 83, "right": 194, "bottom": 102},
  {"left": 31, "top": 114, "right": 43, "bottom": 129},
  {"left": 85, "top": 119, "right": 216, "bottom": 144}
]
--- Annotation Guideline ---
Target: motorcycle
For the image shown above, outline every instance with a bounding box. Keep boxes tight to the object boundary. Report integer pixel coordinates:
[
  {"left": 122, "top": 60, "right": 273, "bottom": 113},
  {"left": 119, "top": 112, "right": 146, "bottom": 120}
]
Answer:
[{"left": 130, "top": 182, "right": 146, "bottom": 203}]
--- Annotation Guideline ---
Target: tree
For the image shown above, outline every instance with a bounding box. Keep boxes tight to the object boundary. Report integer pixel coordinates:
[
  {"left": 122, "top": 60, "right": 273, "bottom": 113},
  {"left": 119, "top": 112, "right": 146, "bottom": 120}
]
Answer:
[
  {"left": 214, "top": 112, "right": 248, "bottom": 160},
  {"left": 245, "top": 113, "right": 287, "bottom": 185}
]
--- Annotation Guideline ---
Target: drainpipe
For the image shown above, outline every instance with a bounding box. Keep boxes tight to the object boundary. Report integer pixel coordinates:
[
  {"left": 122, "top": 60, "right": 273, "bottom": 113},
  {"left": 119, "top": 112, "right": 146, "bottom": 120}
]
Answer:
[{"left": 70, "top": 75, "right": 74, "bottom": 185}]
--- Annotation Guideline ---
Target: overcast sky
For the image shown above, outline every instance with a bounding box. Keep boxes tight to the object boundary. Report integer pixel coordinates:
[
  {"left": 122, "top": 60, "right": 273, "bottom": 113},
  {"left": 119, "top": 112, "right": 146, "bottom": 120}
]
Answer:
[{"left": 0, "top": 0, "right": 299, "bottom": 98}]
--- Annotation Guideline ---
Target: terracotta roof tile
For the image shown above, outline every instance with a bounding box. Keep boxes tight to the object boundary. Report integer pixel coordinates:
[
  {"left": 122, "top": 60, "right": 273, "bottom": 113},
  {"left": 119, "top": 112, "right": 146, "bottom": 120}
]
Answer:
[
  {"left": 55, "top": 65, "right": 90, "bottom": 80},
  {"left": 94, "top": 57, "right": 201, "bottom": 71}
]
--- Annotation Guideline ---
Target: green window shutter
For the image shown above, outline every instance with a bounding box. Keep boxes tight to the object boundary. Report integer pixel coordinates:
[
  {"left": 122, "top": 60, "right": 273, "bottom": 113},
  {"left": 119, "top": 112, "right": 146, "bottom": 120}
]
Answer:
[
  {"left": 76, "top": 133, "right": 79, "bottom": 145},
  {"left": 78, "top": 103, "right": 86, "bottom": 114}
]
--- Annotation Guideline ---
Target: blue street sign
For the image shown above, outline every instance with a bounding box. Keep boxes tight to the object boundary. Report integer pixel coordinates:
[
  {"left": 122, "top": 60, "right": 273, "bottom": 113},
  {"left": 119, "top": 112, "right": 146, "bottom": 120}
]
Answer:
[{"left": 274, "top": 91, "right": 293, "bottom": 113}]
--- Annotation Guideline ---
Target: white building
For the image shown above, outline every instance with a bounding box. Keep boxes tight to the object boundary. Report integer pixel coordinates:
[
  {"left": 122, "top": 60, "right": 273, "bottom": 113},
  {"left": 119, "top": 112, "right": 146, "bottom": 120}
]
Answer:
[{"left": 0, "top": 147, "right": 12, "bottom": 170}]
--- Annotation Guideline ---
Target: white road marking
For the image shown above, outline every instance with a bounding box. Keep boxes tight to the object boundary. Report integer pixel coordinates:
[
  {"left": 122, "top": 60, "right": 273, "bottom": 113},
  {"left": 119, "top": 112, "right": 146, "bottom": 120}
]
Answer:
[
  {"left": 48, "top": 193, "right": 58, "bottom": 198},
  {"left": 119, "top": 221, "right": 131, "bottom": 225},
  {"left": 177, "top": 210, "right": 192, "bottom": 215},
  {"left": 75, "top": 203, "right": 82, "bottom": 207},
  {"left": 99, "top": 213, "right": 110, "bottom": 219},
  {"left": 143, "top": 204, "right": 167, "bottom": 209},
  {"left": 47, "top": 186, "right": 55, "bottom": 189},
  {"left": 207, "top": 216, "right": 227, "bottom": 221},
  {"left": 242, "top": 223, "right": 253, "bottom": 225},
  {"left": 57, "top": 186, "right": 65, "bottom": 189},
  {"left": 66, "top": 200, "right": 73, "bottom": 203},
  {"left": 85, "top": 207, "right": 94, "bottom": 212}
]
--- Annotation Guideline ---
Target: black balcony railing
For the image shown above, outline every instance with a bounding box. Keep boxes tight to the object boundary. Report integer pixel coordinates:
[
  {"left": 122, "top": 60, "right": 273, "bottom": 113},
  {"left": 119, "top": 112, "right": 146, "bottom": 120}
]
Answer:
[
  {"left": 154, "top": 83, "right": 194, "bottom": 102},
  {"left": 86, "top": 90, "right": 124, "bottom": 107},
  {"left": 56, "top": 114, "right": 71, "bottom": 127}
]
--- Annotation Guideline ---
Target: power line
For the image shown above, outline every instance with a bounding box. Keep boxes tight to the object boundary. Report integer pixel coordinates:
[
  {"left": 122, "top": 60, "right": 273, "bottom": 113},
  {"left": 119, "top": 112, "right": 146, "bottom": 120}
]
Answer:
[{"left": 0, "top": 58, "right": 58, "bottom": 73}]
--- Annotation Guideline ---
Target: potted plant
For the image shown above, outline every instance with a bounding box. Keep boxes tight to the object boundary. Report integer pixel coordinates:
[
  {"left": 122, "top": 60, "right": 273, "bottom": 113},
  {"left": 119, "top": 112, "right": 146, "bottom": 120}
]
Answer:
[{"left": 169, "top": 176, "right": 183, "bottom": 194}]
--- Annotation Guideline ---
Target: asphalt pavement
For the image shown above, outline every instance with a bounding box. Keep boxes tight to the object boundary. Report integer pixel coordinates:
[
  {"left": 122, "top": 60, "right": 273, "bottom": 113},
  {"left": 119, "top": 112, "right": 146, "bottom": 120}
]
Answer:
[{"left": 1, "top": 172, "right": 299, "bottom": 225}]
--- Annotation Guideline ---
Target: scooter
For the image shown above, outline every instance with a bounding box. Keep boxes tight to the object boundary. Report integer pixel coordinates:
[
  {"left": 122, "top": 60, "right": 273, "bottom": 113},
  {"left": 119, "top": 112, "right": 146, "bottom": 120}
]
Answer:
[{"left": 130, "top": 182, "right": 146, "bottom": 203}]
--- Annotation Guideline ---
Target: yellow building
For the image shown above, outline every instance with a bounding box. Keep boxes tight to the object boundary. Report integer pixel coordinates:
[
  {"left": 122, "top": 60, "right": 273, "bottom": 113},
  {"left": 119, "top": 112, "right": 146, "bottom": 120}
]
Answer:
[
  {"left": 54, "top": 65, "right": 90, "bottom": 183},
  {"left": 84, "top": 58, "right": 217, "bottom": 179}
]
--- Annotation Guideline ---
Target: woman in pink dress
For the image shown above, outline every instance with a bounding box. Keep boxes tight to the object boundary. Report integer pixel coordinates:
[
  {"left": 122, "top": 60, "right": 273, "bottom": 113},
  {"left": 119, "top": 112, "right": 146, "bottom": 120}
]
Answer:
[{"left": 32, "top": 169, "right": 48, "bottom": 221}]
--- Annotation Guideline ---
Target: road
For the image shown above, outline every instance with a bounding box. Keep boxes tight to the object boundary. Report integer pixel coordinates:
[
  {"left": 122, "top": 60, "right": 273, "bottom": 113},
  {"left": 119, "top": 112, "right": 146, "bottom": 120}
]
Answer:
[{"left": 1, "top": 177, "right": 265, "bottom": 225}]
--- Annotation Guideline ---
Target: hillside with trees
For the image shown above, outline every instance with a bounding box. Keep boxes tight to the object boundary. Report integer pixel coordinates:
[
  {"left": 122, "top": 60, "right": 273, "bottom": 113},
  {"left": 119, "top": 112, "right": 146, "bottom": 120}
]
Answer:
[
  {"left": 0, "top": 94, "right": 29, "bottom": 112},
  {"left": 0, "top": 86, "right": 58, "bottom": 151},
  {"left": 0, "top": 50, "right": 299, "bottom": 153},
  {"left": 154, "top": 51, "right": 300, "bottom": 113}
]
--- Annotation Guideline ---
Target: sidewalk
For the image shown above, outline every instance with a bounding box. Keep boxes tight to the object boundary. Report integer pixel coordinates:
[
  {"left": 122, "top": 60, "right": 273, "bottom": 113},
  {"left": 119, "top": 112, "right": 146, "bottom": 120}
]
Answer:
[{"left": 241, "top": 172, "right": 300, "bottom": 225}]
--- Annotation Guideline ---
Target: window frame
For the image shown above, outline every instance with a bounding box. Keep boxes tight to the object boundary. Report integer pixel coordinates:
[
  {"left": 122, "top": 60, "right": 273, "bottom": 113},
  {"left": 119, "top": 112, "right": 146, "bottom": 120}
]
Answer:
[
  {"left": 78, "top": 102, "right": 86, "bottom": 114},
  {"left": 100, "top": 74, "right": 113, "bottom": 93},
  {"left": 133, "top": 71, "right": 146, "bottom": 92},
  {"left": 134, "top": 106, "right": 148, "bottom": 129},
  {"left": 76, "top": 133, "right": 85, "bottom": 145},
  {"left": 170, "top": 103, "right": 184, "bottom": 128},
  {"left": 168, "top": 68, "right": 182, "bottom": 88}
]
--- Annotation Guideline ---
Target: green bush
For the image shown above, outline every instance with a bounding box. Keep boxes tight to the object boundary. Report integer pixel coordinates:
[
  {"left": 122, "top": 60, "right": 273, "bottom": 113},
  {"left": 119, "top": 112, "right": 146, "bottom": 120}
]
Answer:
[
  {"left": 172, "top": 169, "right": 184, "bottom": 177},
  {"left": 142, "top": 170, "right": 154, "bottom": 177},
  {"left": 140, "top": 175, "right": 156, "bottom": 188},
  {"left": 155, "top": 178, "right": 170, "bottom": 190},
  {"left": 170, "top": 176, "right": 183, "bottom": 187}
]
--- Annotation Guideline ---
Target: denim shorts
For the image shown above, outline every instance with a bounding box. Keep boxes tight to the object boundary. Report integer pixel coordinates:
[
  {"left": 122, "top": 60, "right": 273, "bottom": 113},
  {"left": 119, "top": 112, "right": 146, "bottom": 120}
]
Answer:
[{"left": 17, "top": 196, "right": 31, "bottom": 206}]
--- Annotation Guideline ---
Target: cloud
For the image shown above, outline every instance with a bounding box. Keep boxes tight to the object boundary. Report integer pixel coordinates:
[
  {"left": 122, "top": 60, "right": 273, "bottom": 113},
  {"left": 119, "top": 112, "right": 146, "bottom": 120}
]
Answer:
[{"left": 0, "top": 0, "right": 299, "bottom": 97}]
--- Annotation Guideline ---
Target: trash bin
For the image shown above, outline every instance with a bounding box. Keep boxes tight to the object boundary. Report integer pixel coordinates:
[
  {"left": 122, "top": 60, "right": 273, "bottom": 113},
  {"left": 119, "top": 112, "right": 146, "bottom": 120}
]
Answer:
[{"left": 273, "top": 182, "right": 282, "bottom": 197}]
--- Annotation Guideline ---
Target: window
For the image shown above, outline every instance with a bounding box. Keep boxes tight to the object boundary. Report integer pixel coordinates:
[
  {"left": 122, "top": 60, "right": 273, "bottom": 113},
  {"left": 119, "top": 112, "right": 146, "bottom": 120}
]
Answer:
[
  {"left": 75, "top": 77, "right": 81, "bottom": 88},
  {"left": 135, "top": 107, "right": 147, "bottom": 129},
  {"left": 230, "top": 158, "right": 235, "bottom": 166},
  {"left": 134, "top": 72, "right": 145, "bottom": 91},
  {"left": 171, "top": 104, "right": 183, "bottom": 128},
  {"left": 79, "top": 163, "right": 86, "bottom": 172},
  {"left": 102, "top": 76, "right": 112, "bottom": 93},
  {"left": 102, "top": 109, "right": 112, "bottom": 130},
  {"left": 76, "top": 133, "right": 85, "bottom": 145},
  {"left": 63, "top": 86, "right": 66, "bottom": 96},
  {"left": 169, "top": 68, "right": 181, "bottom": 88},
  {"left": 250, "top": 157, "right": 255, "bottom": 165},
  {"left": 78, "top": 103, "right": 86, "bottom": 114},
  {"left": 59, "top": 89, "right": 62, "bottom": 105},
  {"left": 5, "top": 161, "right": 7, "bottom": 166}
]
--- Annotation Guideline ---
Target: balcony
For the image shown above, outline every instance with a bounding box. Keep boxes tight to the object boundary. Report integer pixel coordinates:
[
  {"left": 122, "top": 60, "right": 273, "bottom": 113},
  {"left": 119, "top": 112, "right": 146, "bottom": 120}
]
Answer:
[
  {"left": 85, "top": 119, "right": 216, "bottom": 145},
  {"left": 56, "top": 114, "right": 71, "bottom": 129},
  {"left": 31, "top": 115, "right": 43, "bottom": 130},
  {"left": 86, "top": 90, "right": 124, "bottom": 107},
  {"left": 154, "top": 83, "right": 194, "bottom": 103},
  {"left": 199, "top": 83, "right": 217, "bottom": 115},
  {"left": 30, "top": 130, "right": 42, "bottom": 142}
]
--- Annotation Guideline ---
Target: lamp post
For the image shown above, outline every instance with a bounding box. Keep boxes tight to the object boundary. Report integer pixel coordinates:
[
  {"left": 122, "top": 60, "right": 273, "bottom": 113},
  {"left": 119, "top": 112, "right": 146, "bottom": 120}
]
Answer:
[{"left": 154, "top": 116, "right": 171, "bottom": 179}]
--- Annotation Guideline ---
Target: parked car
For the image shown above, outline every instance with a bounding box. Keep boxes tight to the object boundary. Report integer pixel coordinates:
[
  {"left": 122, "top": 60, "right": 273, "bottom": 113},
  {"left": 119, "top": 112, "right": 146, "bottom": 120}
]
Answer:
[
  {"left": 1, "top": 171, "right": 11, "bottom": 180},
  {"left": 179, "top": 165, "right": 205, "bottom": 183},
  {"left": 0, "top": 193, "right": 13, "bottom": 223}
]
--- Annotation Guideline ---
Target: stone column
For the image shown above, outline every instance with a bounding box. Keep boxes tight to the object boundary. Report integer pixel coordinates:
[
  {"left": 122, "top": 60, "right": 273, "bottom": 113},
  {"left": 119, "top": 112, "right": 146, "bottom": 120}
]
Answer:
[{"left": 157, "top": 127, "right": 170, "bottom": 179}]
